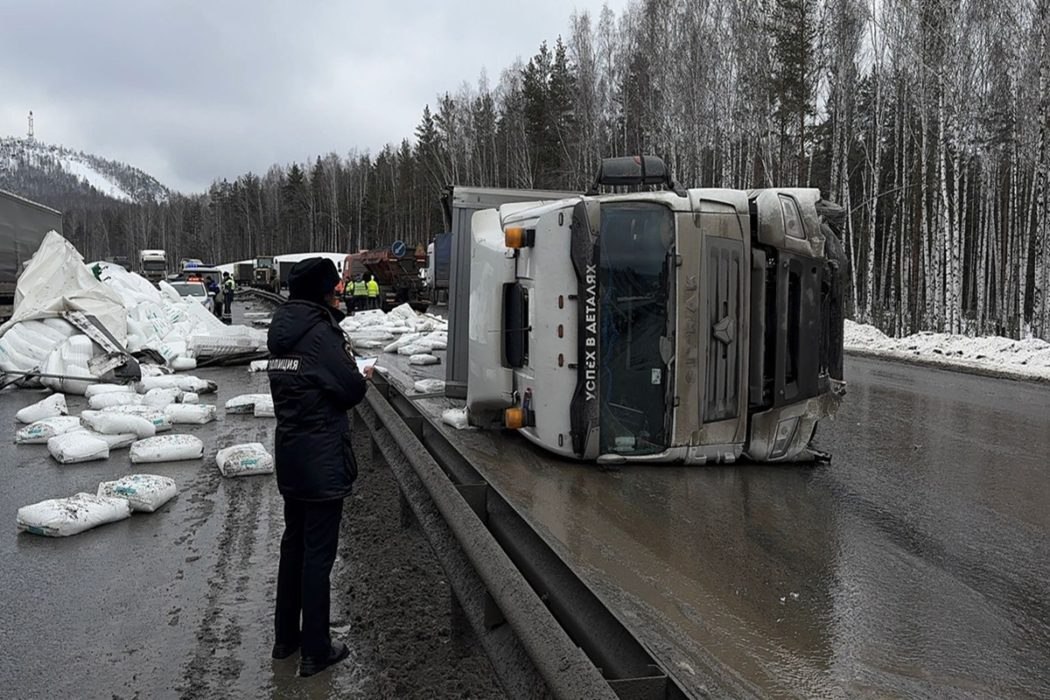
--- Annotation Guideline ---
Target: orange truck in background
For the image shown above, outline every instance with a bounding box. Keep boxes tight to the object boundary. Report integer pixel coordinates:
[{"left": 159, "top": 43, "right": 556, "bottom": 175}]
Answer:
[{"left": 342, "top": 242, "right": 428, "bottom": 312}]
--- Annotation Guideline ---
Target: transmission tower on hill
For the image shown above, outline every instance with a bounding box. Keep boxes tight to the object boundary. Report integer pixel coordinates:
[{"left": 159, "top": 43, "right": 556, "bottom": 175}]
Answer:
[{"left": 27, "top": 111, "right": 34, "bottom": 141}]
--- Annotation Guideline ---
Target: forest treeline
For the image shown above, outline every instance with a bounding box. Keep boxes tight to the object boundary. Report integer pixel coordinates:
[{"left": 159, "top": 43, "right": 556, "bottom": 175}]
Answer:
[{"left": 32, "top": 0, "right": 1050, "bottom": 339}]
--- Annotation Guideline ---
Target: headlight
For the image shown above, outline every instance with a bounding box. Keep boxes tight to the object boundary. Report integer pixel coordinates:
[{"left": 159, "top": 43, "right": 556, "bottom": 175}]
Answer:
[{"left": 769, "top": 417, "right": 800, "bottom": 459}]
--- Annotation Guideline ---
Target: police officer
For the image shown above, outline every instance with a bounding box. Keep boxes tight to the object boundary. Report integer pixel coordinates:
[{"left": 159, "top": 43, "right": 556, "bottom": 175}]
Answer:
[
  {"left": 266, "top": 257, "right": 372, "bottom": 677},
  {"left": 206, "top": 276, "right": 223, "bottom": 319},
  {"left": 222, "top": 272, "right": 236, "bottom": 323},
  {"left": 365, "top": 273, "right": 380, "bottom": 310}
]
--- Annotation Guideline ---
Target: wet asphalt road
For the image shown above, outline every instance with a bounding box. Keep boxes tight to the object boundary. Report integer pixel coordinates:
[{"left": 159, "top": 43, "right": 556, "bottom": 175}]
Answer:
[
  {"left": 403, "top": 356, "right": 1050, "bottom": 698},
  {"left": 0, "top": 365, "right": 286, "bottom": 700},
  {"left": 2, "top": 345, "right": 1048, "bottom": 699}
]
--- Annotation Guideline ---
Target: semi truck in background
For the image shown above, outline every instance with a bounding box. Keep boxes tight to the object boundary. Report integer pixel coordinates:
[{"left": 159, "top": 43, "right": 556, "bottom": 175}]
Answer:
[
  {"left": 104, "top": 255, "right": 132, "bottom": 271},
  {"left": 253, "top": 256, "right": 280, "bottom": 292},
  {"left": 426, "top": 232, "right": 452, "bottom": 305},
  {"left": 446, "top": 156, "right": 848, "bottom": 464},
  {"left": 277, "top": 259, "right": 296, "bottom": 290},
  {"left": 138, "top": 249, "right": 168, "bottom": 285},
  {"left": 0, "top": 189, "right": 62, "bottom": 321},
  {"left": 233, "top": 261, "right": 254, "bottom": 286},
  {"left": 343, "top": 242, "right": 429, "bottom": 311}
]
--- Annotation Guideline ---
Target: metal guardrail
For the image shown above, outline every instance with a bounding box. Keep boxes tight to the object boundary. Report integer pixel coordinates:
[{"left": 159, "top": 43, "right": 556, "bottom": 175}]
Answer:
[
  {"left": 236, "top": 286, "right": 286, "bottom": 306},
  {"left": 358, "top": 374, "right": 689, "bottom": 700}
]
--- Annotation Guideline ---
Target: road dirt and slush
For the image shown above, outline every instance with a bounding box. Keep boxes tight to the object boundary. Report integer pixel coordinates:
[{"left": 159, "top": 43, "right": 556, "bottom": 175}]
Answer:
[
  {"left": 2, "top": 299, "right": 1049, "bottom": 700},
  {"left": 0, "top": 317, "right": 504, "bottom": 699}
]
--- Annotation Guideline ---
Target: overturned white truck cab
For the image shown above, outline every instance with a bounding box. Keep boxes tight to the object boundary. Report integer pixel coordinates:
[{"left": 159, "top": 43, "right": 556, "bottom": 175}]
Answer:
[{"left": 456, "top": 157, "right": 848, "bottom": 464}]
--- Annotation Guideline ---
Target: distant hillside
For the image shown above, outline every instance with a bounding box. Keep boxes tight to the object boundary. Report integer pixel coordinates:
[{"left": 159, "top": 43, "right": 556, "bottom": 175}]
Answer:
[{"left": 0, "top": 136, "right": 169, "bottom": 210}]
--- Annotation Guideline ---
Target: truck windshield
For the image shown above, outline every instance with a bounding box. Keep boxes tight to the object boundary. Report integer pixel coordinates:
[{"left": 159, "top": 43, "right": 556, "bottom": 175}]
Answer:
[
  {"left": 143, "top": 261, "right": 166, "bottom": 271},
  {"left": 598, "top": 202, "right": 674, "bottom": 455}
]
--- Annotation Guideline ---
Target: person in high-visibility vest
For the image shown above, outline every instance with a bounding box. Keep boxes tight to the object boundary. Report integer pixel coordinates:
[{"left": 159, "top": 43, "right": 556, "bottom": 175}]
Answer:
[
  {"left": 365, "top": 273, "right": 380, "bottom": 310},
  {"left": 352, "top": 274, "right": 369, "bottom": 314}
]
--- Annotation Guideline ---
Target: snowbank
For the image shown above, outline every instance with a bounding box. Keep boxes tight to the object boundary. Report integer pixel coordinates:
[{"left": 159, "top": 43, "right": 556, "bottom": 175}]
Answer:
[{"left": 845, "top": 320, "right": 1050, "bottom": 381}]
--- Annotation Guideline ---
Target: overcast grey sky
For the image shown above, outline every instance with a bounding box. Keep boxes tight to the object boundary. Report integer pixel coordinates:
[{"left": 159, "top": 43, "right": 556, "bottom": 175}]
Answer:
[{"left": 1, "top": 0, "right": 628, "bottom": 194}]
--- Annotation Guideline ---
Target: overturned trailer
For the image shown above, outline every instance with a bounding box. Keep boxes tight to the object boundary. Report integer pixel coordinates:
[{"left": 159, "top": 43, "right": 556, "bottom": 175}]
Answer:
[
  {"left": 448, "top": 157, "right": 848, "bottom": 464},
  {"left": 0, "top": 189, "right": 63, "bottom": 322}
]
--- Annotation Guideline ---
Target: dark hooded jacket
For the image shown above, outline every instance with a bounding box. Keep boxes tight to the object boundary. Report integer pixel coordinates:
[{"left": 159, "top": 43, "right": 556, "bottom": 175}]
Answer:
[{"left": 267, "top": 299, "right": 367, "bottom": 500}]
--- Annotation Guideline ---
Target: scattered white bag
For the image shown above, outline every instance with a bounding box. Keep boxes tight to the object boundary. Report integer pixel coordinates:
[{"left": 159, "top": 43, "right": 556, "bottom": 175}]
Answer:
[
  {"left": 81, "top": 410, "right": 156, "bottom": 438},
  {"left": 85, "top": 431, "right": 138, "bottom": 450},
  {"left": 413, "top": 379, "right": 446, "bottom": 394},
  {"left": 47, "top": 432, "right": 111, "bottom": 464},
  {"left": 84, "top": 383, "right": 136, "bottom": 399},
  {"left": 397, "top": 343, "right": 431, "bottom": 356},
  {"left": 215, "top": 443, "right": 275, "bottom": 477},
  {"left": 101, "top": 406, "right": 172, "bottom": 433},
  {"left": 382, "top": 333, "right": 422, "bottom": 354},
  {"left": 138, "top": 375, "right": 217, "bottom": 395},
  {"left": 225, "top": 394, "right": 270, "bottom": 414},
  {"left": 387, "top": 303, "right": 418, "bottom": 324},
  {"left": 248, "top": 360, "right": 268, "bottom": 373},
  {"left": 130, "top": 434, "right": 204, "bottom": 463},
  {"left": 170, "top": 356, "right": 197, "bottom": 371},
  {"left": 182, "top": 392, "right": 200, "bottom": 404},
  {"left": 88, "top": 392, "right": 143, "bottom": 410},
  {"left": 143, "top": 387, "right": 182, "bottom": 408},
  {"left": 441, "top": 408, "right": 470, "bottom": 430},
  {"left": 408, "top": 354, "right": 440, "bottom": 366},
  {"left": 17, "top": 492, "right": 131, "bottom": 537},
  {"left": 97, "top": 474, "right": 178, "bottom": 513},
  {"left": 164, "top": 404, "right": 217, "bottom": 425},
  {"left": 253, "top": 396, "right": 275, "bottom": 418},
  {"left": 15, "top": 394, "right": 68, "bottom": 424},
  {"left": 15, "top": 416, "right": 84, "bottom": 444}
]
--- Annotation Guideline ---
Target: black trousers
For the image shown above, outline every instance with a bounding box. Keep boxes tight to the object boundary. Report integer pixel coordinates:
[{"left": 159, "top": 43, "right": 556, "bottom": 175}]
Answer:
[{"left": 275, "top": 497, "right": 344, "bottom": 658}]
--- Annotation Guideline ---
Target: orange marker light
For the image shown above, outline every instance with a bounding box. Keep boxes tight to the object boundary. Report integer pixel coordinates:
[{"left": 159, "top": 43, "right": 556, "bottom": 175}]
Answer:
[
  {"left": 505, "top": 227, "right": 527, "bottom": 249},
  {"left": 504, "top": 407, "right": 525, "bottom": 429}
]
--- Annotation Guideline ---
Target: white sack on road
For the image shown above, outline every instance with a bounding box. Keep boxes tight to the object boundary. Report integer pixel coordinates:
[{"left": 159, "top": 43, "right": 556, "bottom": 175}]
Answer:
[
  {"left": 253, "top": 396, "right": 275, "bottom": 418},
  {"left": 17, "top": 492, "right": 131, "bottom": 537},
  {"left": 225, "top": 394, "right": 271, "bottom": 414},
  {"left": 164, "top": 404, "right": 217, "bottom": 425},
  {"left": 80, "top": 410, "right": 156, "bottom": 438},
  {"left": 408, "top": 354, "right": 440, "bottom": 366},
  {"left": 84, "top": 383, "right": 136, "bottom": 399},
  {"left": 47, "top": 432, "right": 110, "bottom": 464},
  {"left": 181, "top": 392, "right": 199, "bottom": 404},
  {"left": 441, "top": 408, "right": 469, "bottom": 430},
  {"left": 88, "top": 392, "right": 143, "bottom": 410},
  {"left": 216, "top": 443, "right": 274, "bottom": 477},
  {"left": 15, "top": 394, "right": 68, "bottom": 424},
  {"left": 130, "top": 434, "right": 204, "bottom": 463},
  {"left": 138, "top": 375, "right": 218, "bottom": 395},
  {"left": 14, "top": 416, "right": 84, "bottom": 444},
  {"left": 84, "top": 431, "right": 138, "bottom": 450},
  {"left": 413, "top": 379, "right": 446, "bottom": 394},
  {"left": 170, "top": 356, "right": 196, "bottom": 371},
  {"left": 97, "top": 474, "right": 178, "bottom": 513},
  {"left": 142, "top": 387, "right": 182, "bottom": 408},
  {"left": 100, "top": 405, "right": 172, "bottom": 433}
]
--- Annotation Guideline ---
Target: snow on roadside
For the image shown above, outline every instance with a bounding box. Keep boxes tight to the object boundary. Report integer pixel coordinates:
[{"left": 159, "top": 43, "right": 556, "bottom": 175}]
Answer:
[{"left": 845, "top": 320, "right": 1050, "bottom": 381}]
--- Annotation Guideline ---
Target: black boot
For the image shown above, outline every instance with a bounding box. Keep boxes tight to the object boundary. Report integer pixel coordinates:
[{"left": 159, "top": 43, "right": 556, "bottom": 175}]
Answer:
[
  {"left": 298, "top": 641, "right": 349, "bottom": 677},
  {"left": 271, "top": 641, "right": 299, "bottom": 660}
]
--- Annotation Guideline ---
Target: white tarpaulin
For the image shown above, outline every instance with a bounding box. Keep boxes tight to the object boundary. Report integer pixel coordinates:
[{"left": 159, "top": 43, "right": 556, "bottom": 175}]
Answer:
[
  {"left": 0, "top": 231, "right": 127, "bottom": 343},
  {"left": 0, "top": 233, "right": 267, "bottom": 386}
]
